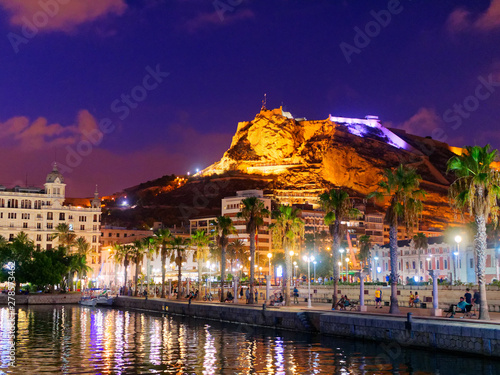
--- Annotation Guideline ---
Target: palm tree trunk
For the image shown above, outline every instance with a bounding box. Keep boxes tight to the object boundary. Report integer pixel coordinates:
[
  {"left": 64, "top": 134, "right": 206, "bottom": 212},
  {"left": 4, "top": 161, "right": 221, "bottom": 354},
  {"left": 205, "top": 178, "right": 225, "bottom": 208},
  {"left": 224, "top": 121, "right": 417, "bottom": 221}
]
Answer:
[
  {"left": 285, "top": 246, "right": 291, "bottom": 306},
  {"left": 331, "top": 222, "right": 340, "bottom": 309},
  {"left": 197, "top": 256, "right": 202, "bottom": 301},
  {"left": 220, "top": 245, "right": 226, "bottom": 302},
  {"left": 249, "top": 228, "right": 256, "bottom": 304},
  {"left": 123, "top": 262, "right": 128, "bottom": 294},
  {"left": 177, "top": 251, "right": 182, "bottom": 300},
  {"left": 161, "top": 251, "right": 166, "bottom": 298},
  {"left": 389, "top": 224, "right": 400, "bottom": 314},
  {"left": 475, "top": 214, "right": 490, "bottom": 320},
  {"left": 134, "top": 260, "right": 140, "bottom": 296}
]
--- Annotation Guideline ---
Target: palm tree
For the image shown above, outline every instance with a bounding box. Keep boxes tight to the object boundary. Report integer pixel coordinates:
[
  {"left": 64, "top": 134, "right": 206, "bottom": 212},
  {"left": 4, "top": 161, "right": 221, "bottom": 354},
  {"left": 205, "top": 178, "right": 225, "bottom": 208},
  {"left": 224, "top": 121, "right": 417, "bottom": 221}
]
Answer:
[
  {"left": 270, "top": 205, "right": 304, "bottom": 306},
  {"left": 413, "top": 232, "right": 428, "bottom": 282},
  {"left": 153, "top": 228, "right": 172, "bottom": 298},
  {"left": 237, "top": 197, "right": 270, "bottom": 304},
  {"left": 191, "top": 230, "right": 212, "bottom": 300},
  {"left": 74, "top": 237, "right": 91, "bottom": 291},
  {"left": 52, "top": 223, "right": 77, "bottom": 251},
  {"left": 357, "top": 235, "right": 372, "bottom": 270},
  {"left": 114, "top": 244, "right": 134, "bottom": 294},
  {"left": 227, "top": 239, "right": 246, "bottom": 275},
  {"left": 369, "top": 164, "right": 425, "bottom": 314},
  {"left": 211, "top": 216, "right": 236, "bottom": 302},
  {"left": 169, "top": 235, "right": 190, "bottom": 300},
  {"left": 319, "top": 188, "right": 360, "bottom": 308},
  {"left": 448, "top": 144, "right": 500, "bottom": 320},
  {"left": 131, "top": 239, "right": 146, "bottom": 296}
]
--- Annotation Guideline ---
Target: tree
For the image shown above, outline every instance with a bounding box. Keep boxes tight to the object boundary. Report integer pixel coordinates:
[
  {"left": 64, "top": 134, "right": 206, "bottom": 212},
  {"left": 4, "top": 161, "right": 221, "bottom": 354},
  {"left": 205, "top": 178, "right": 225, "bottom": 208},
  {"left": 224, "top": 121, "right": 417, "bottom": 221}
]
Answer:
[
  {"left": 448, "top": 144, "right": 500, "bottom": 320},
  {"left": 114, "top": 244, "right": 134, "bottom": 294},
  {"left": 228, "top": 239, "right": 247, "bottom": 275},
  {"left": 191, "top": 230, "right": 211, "bottom": 300},
  {"left": 52, "top": 223, "right": 77, "bottom": 251},
  {"left": 211, "top": 216, "right": 236, "bottom": 302},
  {"left": 0, "top": 232, "right": 34, "bottom": 294},
  {"left": 357, "top": 235, "right": 372, "bottom": 270},
  {"left": 369, "top": 165, "right": 424, "bottom": 314},
  {"left": 413, "top": 232, "right": 428, "bottom": 281},
  {"left": 169, "top": 235, "right": 190, "bottom": 300},
  {"left": 319, "top": 188, "right": 360, "bottom": 308},
  {"left": 237, "top": 197, "right": 270, "bottom": 304},
  {"left": 74, "top": 237, "right": 91, "bottom": 290},
  {"left": 130, "top": 239, "right": 146, "bottom": 296},
  {"left": 27, "top": 246, "right": 70, "bottom": 291},
  {"left": 153, "top": 228, "right": 172, "bottom": 298},
  {"left": 270, "top": 205, "right": 304, "bottom": 306}
]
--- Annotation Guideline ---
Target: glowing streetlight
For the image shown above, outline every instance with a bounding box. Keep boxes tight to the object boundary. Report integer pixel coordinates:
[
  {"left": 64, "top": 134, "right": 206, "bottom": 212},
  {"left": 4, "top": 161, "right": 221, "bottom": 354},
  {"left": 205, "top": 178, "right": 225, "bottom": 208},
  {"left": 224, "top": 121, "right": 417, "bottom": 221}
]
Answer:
[
  {"left": 345, "top": 257, "right": 350, "bottom": 283},
  {"left": 454, "top": 235, "right": 462, "bottom": 284},
  {"left": 303, "top": 255, "right": 315, "bottom": 308},
  {"left": 337, "top": 261, "right": 342, "bottom": 277},
  {"left": 313, "top": 261, "right": 317, "bottom": 282}
]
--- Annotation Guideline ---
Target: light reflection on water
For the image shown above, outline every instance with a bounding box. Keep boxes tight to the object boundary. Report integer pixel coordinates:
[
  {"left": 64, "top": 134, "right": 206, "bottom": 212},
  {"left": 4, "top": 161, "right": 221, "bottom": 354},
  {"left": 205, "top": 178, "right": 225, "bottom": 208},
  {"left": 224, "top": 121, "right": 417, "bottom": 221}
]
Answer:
[{"left": 0, "top": 305, "right": 498, "bottom": 374}]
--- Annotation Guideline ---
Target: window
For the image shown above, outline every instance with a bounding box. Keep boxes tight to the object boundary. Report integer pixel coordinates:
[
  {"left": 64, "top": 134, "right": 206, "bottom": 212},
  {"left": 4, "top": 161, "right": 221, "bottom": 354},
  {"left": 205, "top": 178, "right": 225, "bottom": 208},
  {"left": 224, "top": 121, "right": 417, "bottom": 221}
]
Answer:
[
  {"left": 92, "top": 235, "right": 97, "bottom": 243},
  {"left": 124, "top": 233, "right": 128, "bottom": 237},
  {"left": 80, "top": 225, "right": 85, "bottom": 231},
  {"left": 47, "top": 223, "right": 53, "bottom": 229},
  {"left": 23, "top": 223, "right": 28, "bottom": 228},
  {"left": 405, "top": 262, "right": 409, "bottom": 270},
  {"left": 93, "top": 214, "right": 98, "bottom": 222},
  {"left": 47, "top": 212, "right": 53, "bottom": 220},
  {"left": 79, "top": 216, "right": 87, "bottom": 222},
  {"left": 0, "top": 199, "right": 4, "bottom": 207},
  {"left": 9, "top": 234, "right": 14, "bottom": 241},
  {"left": 8, "top": 213, "right": 16, "bottom": 219},
  {"left": 46, "top": 244, "right": 52, "bottom": 250},
  {"left": 37, "top": 223, "right": 41, "bottom": 229},
  {"left": 116, "top": 233, "right": 120, "bottom": 237},
  {"left": 36, "top": 235, "right": 42, "bottom": 241},
  {"left": 68, "top": 215, "right": 73, "bottom": 220},
  {"left": 108, "top": 233, "right": 112, "bottom": 237},
  {"left": 444, "top": 260, "right": 448, "bottom": 269},
  {"left": 22, "top": 213, "right": 30, "bottom": 220},
  {"left": 412, "top": 261, "right": 416, "bottom": 270},
  {"left": 470, "top": 258, "right": 473, "bottom": 268},
  {"left": 436, "top": 260, "right": 440, "bottom": 269},
  {"left": 59, "top": 213, "right": 65, "bottom": 220},
  {"left": 34, "top": 200, "right": 41, "bottom": 209},
  {"left": 93, "top": 225, "right": 97, "bottom": 231},
  {"left": 47, "top": 234, "right": 52, "bottom": 241}
]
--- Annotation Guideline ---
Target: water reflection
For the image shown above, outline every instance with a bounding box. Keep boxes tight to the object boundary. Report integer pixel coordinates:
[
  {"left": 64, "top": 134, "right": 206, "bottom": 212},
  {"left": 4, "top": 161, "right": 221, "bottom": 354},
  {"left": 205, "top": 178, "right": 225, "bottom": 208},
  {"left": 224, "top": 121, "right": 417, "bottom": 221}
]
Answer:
[{"left": 0, "top": 305, "right": 498, "bottom": 374}]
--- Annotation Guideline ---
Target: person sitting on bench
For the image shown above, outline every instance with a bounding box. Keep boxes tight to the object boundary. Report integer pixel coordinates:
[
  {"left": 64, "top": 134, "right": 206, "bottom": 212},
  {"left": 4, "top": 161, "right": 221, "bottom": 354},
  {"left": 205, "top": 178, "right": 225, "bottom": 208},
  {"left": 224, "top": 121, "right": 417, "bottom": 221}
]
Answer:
[{"left": 413, "top": 292, "right": 420, "bottom": 306}]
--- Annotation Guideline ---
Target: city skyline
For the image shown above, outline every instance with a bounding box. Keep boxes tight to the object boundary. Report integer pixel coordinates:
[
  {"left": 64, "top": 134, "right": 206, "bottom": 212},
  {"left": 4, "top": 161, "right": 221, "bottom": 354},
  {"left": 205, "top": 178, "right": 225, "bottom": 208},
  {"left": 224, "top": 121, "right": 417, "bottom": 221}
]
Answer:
[{"left": 1, "top": 0, "right": 499, "bottom": 196}]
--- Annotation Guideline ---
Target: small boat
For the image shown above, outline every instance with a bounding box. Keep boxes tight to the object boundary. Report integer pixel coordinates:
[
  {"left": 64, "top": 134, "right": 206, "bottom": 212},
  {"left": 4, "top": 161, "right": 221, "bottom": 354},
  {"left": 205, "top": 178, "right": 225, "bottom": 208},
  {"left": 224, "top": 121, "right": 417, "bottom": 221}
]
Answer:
[
  {"left": 79, "top": 297, "right": 97, "bottom": 307},
  {"left": 95, "top": 295, "right": 115, "bottom": 306}
]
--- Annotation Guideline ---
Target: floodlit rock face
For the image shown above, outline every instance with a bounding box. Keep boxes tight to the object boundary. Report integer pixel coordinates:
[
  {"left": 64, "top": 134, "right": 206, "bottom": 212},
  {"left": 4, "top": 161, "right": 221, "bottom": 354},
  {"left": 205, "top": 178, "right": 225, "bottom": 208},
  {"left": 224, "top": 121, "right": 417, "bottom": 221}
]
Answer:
[{"left": 201, "top": 107, "right": 459, "bottom": 229}]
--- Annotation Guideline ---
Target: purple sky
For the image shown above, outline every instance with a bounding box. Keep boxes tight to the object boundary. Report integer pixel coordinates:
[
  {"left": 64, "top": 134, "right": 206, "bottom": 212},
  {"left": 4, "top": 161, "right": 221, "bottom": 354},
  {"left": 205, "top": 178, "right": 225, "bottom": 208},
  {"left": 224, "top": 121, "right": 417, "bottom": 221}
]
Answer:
[{"left": 0, "top": 0, "right": 499, "bottom": 197}]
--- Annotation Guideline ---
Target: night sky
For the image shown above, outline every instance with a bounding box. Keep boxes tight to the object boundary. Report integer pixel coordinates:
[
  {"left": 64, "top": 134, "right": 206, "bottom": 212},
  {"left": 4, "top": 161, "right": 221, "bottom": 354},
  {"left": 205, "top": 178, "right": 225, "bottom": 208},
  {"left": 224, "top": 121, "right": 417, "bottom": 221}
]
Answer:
[{"left": 0, "top": 0, "right": 499, "bottom": 197}]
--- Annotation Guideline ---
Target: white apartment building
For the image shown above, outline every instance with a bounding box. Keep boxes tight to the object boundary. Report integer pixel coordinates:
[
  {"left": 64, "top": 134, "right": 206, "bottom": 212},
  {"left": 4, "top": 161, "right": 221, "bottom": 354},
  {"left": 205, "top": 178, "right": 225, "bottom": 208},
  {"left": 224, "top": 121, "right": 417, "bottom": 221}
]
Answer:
[
  {"left": 0, "top": 163, "right": 101, "bottom": 250},
  {"left": 371, "top": 237, "right": 500, "bottom": 284}
]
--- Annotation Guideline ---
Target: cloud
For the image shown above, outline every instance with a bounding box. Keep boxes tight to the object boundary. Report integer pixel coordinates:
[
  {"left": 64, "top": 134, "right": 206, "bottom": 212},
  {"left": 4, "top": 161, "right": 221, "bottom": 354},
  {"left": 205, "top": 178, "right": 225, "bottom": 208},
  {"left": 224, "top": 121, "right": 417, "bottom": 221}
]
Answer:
[
  {"left": 0, "top": 0, "right": 127, "bottom": 32},
  {"left": 389, "top": 107, "right": 443, "bottom": 138},
  {"left": 0, "top": 109, "right": 97, "bottom": 150},
  {"left": 446, "top": 0, "right": 500, "bottom": 34},
  {"left": 183, "top": 8, "right": 254, "bottom": 33}
]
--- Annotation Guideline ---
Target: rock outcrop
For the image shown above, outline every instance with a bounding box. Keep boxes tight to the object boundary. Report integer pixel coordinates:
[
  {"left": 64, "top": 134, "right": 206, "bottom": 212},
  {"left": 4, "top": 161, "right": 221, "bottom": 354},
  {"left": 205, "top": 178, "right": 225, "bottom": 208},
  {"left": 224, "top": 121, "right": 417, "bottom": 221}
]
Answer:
[{"left": 201, "top": 107, "right": 460, "bottom": 229}]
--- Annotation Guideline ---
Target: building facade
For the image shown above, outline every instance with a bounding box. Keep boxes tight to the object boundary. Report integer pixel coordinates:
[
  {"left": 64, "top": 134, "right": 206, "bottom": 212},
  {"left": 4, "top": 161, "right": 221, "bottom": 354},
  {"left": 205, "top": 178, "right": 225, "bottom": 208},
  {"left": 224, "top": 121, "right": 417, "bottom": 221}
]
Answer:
[
  {"left": 371, "top": 237, "right": 500, "bottom": 284},
  {"left": 0, "top": 163, "right": 101, "bottom": 252}
]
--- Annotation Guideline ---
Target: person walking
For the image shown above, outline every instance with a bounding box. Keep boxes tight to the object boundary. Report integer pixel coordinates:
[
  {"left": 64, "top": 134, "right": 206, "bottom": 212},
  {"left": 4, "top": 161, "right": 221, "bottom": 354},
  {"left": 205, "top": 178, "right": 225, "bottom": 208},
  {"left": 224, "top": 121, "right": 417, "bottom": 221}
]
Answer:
[
  {"left": 293, "top": 287, "right": 299, "bottom": 304},
  {"left": 245, "top": 288, "right": 250, "bottom": 304},
  {"left": 375, "top": 288, "right": 382, "bottom": 308}
]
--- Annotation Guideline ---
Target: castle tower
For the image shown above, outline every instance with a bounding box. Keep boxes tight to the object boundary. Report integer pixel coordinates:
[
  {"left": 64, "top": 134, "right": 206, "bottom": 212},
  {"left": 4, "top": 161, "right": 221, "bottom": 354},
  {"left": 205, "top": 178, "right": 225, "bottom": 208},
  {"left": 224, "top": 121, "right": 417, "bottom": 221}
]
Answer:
[{"left": 44, "top": 162, "right": 66, "bottom": 205}]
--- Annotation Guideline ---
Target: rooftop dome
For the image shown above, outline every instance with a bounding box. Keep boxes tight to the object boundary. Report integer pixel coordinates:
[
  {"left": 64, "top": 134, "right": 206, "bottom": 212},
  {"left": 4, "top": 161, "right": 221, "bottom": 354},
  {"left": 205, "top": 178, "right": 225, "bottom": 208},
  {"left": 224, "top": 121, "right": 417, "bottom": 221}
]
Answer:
[{"left": 46, "top": 162, "right": 64, "bottom": 183}]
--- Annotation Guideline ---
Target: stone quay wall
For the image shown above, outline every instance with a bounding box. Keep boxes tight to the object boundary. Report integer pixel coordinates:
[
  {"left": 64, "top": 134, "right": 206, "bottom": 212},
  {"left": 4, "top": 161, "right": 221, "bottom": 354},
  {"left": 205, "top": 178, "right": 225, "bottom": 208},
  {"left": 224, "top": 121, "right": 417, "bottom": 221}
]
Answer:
[
  {"left": 114, "top": 297, "right": 500, "bottom": 358},
  {"left": 0, "top": 293, "right": 82, "bottom": 305}
]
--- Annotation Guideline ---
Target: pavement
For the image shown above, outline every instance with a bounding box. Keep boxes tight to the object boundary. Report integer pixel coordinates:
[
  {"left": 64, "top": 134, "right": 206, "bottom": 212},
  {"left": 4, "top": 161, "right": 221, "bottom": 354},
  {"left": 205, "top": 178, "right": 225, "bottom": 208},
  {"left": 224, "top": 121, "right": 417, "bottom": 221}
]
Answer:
[{"left": 126, "top": 295, "right": 500, "bottom": 325}]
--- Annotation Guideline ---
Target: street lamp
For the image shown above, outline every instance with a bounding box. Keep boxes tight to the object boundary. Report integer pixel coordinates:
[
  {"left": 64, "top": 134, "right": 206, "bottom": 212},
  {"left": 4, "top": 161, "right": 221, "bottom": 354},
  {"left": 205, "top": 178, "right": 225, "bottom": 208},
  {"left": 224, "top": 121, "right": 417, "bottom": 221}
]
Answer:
[
  {"left": 313, "top": 261, "right": 317, "bottom": 282},
  {"left": 339, "top": 248, "right": 345, "bottom": 281},
  {"left": 293, "top": 261, "right": 297, "bottom": 279},
  {"left": 345, "top": 257, "right": 350, "bottom": 283},
  {"left": 454, "top": 235, "right": 462, "bottom": 284},
  {"left": 373, "top": 256, "right": 379, "bottom": 281},
  {"left": 303, "top": 255, "right": 315, "bottom": 308},
  {"left": 207, "top": 261, "right": 212, "bottom": 295}
]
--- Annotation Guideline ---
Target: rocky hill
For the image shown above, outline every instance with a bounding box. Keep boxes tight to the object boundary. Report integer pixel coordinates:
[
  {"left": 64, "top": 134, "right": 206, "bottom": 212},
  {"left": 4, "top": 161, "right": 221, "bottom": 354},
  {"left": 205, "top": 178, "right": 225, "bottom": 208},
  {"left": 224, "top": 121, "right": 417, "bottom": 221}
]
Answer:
[{"left": 106, "top": 107, "right": 460, "bottom": 230}]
